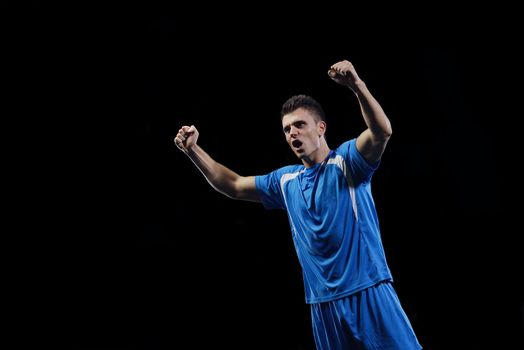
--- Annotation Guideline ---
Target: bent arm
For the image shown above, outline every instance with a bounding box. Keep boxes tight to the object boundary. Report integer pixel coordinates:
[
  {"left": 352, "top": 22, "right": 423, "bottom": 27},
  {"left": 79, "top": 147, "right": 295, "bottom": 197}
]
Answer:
[
  {"left": 186, "top": 144, "right": 261, "bottom": 202},
  {"left": 352, "top": 80, "right": 392, "bottom": 165},
  {"left": 328, "top": 60, "right": 392, "bottom": 165}
]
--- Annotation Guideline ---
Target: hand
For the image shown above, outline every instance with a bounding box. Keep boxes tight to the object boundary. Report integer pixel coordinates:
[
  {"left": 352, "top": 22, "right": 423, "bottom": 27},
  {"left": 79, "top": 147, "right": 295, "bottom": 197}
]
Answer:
[
  {"left": 327, "top": 60, "right": 362, "bottom": 91},
  {"left": 175, "top": 125, "right": 198, "bottom": 153}
]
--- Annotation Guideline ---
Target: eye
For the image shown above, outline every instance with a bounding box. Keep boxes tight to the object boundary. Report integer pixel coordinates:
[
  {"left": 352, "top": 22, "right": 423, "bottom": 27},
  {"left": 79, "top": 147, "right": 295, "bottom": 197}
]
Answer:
[{"left": 283, "top": 126, "right": 290, "bottom": 134}]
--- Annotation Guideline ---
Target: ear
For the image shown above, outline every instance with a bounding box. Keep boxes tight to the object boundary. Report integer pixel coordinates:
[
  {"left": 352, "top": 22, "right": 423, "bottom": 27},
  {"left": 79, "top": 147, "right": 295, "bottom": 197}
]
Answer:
[{"left": 317, "top": 121, "right": 327, "bottom": 137}]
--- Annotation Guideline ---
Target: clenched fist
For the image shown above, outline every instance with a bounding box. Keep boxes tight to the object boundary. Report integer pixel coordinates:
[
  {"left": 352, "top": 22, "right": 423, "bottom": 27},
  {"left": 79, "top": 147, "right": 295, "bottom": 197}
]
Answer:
[
  {"left": 327, "top": 60, "right": 363, "bottom": 91},
  {"left": 175, "top": 125, "right": 198, "bottom": 153}
]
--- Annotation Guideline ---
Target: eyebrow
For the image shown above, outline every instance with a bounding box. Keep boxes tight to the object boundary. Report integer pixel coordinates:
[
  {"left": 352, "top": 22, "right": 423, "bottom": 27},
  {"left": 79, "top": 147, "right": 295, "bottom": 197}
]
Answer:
[{"left": 282, "top": 119, "right": 307, "bottom": 132}]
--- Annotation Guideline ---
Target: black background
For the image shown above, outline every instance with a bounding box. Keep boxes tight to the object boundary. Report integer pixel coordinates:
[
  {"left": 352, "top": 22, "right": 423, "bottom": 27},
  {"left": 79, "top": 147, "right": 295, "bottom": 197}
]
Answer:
[{"left": 6, "top": 3, "right": 523, "bottom": 349}]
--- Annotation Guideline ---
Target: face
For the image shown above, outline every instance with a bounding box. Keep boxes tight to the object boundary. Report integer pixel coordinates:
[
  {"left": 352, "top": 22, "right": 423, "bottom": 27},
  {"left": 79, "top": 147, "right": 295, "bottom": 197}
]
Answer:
[{"left": 282, "top": 108, "right": 326, "bottom": 161}]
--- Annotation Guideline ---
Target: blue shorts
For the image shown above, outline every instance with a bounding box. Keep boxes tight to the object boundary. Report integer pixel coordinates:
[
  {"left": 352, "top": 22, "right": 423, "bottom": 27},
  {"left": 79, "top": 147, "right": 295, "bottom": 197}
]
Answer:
[{"left": 310, "top": 282, "right": 422, "bottom": 350}]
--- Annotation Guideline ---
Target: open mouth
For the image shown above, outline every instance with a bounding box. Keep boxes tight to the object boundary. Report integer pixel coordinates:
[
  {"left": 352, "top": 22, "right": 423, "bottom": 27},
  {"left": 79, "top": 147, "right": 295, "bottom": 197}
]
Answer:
[{"left": 292, "top": 140, "right": 303, "bottom": 148}]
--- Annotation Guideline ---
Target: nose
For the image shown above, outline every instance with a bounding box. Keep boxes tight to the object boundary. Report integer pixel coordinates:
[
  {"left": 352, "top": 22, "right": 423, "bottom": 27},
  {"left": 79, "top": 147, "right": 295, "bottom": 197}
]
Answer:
[{"left": 290, "top": 125, "right": 299, "bottom": 137}]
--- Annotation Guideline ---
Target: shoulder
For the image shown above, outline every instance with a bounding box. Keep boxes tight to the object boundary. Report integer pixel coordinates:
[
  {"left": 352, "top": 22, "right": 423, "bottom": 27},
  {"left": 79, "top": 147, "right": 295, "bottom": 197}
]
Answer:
[
  {"left": 262, "top": 164, "right": 302, "bottom": 176},
  {"left": 333, "top": 138, "right": 357, "bottom": 157},
  {"left": 255, "top": 164, "right": 303, "bottom": 197},
  {"left": 256, "top": 164, "right": 303, "bottom": 183}
]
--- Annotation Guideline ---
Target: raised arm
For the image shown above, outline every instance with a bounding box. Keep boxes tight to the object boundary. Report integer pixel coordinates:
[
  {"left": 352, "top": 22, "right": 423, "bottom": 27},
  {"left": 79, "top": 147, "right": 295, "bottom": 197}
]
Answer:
[
  {"left": 328, "top": 60, "right": 392, "bottom": 165},
  {"left": 175, "top": 125, "right": 261, "bottom": 202}
]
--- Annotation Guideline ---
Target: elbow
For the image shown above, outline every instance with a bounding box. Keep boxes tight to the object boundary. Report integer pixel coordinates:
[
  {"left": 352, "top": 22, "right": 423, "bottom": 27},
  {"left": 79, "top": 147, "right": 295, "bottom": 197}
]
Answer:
[
  {"left": 384, "top": 127, "right": 392, "bottom": 139},
  {"left": 372, "top": 126, "right": 392, "bottom": 142},
  {"left": 384, "top": 118, "right": 393, "bottom": 138},
  {"left": 207, "top": 179, "right": 236, "bottom": 200},
  {"left": 214, "top": 185, "right": 238, "bottom": 200},
  {"left": 370, "top": 117, "right": 392, "bottom": 141},
  {"left": 224, "top": 189, "right": 241, "bottom": 200},
  {"left": 215, "top": 181, "right": 242, "bottom": 201},
  {"left": 381, "top": 119, "right": 393, "bottom": 140}
]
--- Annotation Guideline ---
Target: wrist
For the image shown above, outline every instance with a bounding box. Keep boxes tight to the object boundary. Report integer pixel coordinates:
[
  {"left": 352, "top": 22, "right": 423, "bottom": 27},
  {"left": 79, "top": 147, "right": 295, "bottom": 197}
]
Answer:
[
  {"left": 349, "top": 80, "right": 366, "bottom": 93},
  {"left": 185, "top": 144, "right": 199, "bottom": 157}
]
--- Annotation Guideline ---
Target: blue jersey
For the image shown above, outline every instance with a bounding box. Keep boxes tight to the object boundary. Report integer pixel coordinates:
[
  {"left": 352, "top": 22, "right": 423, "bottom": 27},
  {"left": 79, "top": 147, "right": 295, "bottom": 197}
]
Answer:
[{"left": 255, "top": 139, "right": 393, "bottom": 304}]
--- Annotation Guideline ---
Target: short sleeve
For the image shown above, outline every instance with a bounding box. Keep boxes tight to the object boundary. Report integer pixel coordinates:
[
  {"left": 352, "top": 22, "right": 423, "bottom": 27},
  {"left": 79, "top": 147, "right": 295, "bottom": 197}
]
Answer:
[
  {"left": 255, "top": 170, "right": 287, "bottom": 210},
  {"left": 337, "top": 139, "right": 379, "bottom": 184}
]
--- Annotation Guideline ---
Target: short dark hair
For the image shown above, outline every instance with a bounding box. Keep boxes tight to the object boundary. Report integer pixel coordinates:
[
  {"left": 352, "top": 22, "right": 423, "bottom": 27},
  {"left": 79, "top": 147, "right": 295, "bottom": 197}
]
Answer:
[{"left": 280, "top": 94, "right": 326, "bottom": 122}]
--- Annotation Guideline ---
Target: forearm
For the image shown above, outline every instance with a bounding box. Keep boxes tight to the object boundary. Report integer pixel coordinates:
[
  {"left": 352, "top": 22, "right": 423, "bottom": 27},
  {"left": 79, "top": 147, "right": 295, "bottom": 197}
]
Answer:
[
  {"left": 185, "top": 144, "right": 241, "bottom": 198},
  {"left": 352, "top": 81, "right": 392, "bottom": 140}
]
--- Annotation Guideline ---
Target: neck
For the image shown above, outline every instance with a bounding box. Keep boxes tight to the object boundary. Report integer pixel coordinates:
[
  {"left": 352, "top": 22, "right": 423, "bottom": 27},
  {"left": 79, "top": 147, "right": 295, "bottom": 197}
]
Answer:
[{"left": 301, "top": 142, "right": 331, "bottom": 168}]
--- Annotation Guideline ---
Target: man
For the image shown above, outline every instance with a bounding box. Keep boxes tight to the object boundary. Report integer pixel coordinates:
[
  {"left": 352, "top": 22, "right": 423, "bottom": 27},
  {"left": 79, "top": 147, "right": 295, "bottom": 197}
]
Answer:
[{"left": 175, "top": 60, "right": 422, "bottom": 349}]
